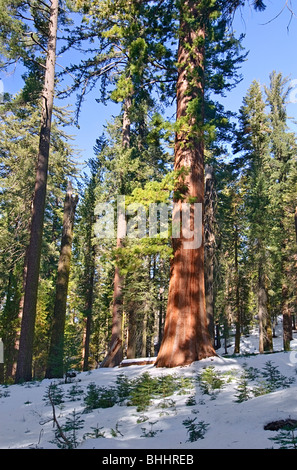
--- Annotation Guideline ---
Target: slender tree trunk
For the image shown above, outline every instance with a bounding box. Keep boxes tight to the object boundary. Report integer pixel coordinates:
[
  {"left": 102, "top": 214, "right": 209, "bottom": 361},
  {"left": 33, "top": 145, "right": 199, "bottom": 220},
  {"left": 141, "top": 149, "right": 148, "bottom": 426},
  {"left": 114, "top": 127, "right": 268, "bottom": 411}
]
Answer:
[
  {"left": 82, "top": 244, "right": 95, "bottom": 371},
  {"left": 2, "top": 271, "right": 15, "bottom": 379},
  {"left": 215, "top": 321, "right": 221, "bottom": 349},
  {"left": 141, "top": 309, "right": 148, "bottom": 358},
  {"left": 80, "top": 168, "right": 97, "bottom": 371},
  {"left": 104, "top": 236, "right": 124, "bottom": 367},
  {"left": 292, "top": 314, "right": 296, "bottom": 333},
  {"left": 156, "top": 1, "right": 216, "bottom": 367},
  {"left": 295, "top": 206, "right": 297, "bottom": 243},
  {"left": 101, "top": 97, "right": 131, "bottom": 367},
  {"left": 234, "top": 224, "right": 241, "bottom": 354},
  {"left": 223, "top": 268, "right": 232, "bottom": 354},
  {"left": 157, "top": 286, "right": 164, "bottom": 353},
  {"left": 258, "top": 265, "right": 273, "bottom": 353},
  {"left": 204, "top": 164, "right": 215, "bottom": 346},
  {"left": 127, "top": 302, "right": 137, "bottom": 359},
  {"left": 15, "top": 0, "right": 59, "bottom": 383},
  {"left": 282, "top": 284, "right": 292, "bottom": 351},
  {"left": 45, "top": 183, "right": 78, "bottom": 378}
]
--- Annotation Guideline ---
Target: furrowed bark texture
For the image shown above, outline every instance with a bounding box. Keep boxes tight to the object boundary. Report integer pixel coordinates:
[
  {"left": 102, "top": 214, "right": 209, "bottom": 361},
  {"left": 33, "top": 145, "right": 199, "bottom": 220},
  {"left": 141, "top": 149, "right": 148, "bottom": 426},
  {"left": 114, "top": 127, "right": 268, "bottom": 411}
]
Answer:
[
  {"left": 15, "top": 0, "right": 59, "bottom": 383},
  {"left": 155, "top": 0, "right": 216, "bottom": 368}
]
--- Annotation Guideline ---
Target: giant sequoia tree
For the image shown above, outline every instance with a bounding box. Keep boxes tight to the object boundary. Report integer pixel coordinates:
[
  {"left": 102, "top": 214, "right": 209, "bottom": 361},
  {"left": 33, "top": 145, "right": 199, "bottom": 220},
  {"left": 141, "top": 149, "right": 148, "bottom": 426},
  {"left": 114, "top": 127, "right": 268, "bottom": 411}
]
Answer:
[{"left": 155, "top": 0, "right": 247, "bottom": 367}]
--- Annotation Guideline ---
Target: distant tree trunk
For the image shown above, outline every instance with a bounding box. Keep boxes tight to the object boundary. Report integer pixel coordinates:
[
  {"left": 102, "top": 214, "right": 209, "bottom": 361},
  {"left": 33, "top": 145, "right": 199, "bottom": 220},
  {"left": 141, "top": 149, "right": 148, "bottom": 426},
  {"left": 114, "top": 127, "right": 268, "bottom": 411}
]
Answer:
[
  {"left": 9, "top": 244, "right": 29, "bottom": 379},
  {"left": 234, "top": 224, "right": 241, "bottom": 354},
  {"left": 102, "top": 238, "right": 124, "bottom": 367},
  {"left": 282, "top": 284, "right": 292, "bottom": 351},
  {"left": 82, "top": 244, "right": 95, "bottom": 371},
  {"left": 215, "top": 321, "right": 221, "bottom": 349},
  {"left": 204, "top": 164, "right": 215, "bottom": 346},
  {"left": 15, "top": 0, "right": 59, "bottom": 383},
  {"left": 127, "top": 303, "right": 137, "bottom": 359},
  {"left": 258, "top": 265, "right": 273, "bottom": 353},
  {"left": 80, "top": 164, "right": 97, "bottom": 371},
  {"left": 157, "top": 286, "right": 164, "bottom": 354},
  {"left": 45, "top": 183, "right": 78, "bottom": 378},
  {"left": 141, "top": 309, "right": 148, "bottom": 358},
  {"left": 156, "top": 1, "right": 216, "bottom": 368},
  {"left": 101, "top": 96, "right": 131, "bottom": 367},
  {"left": 2, "top": 270, "right": 17, "bottom": 380},
  {"left": 295, "top": 206, "right": 297, "bottom": 243},
  {"left": 292, "top": 313, "right": 296, "bottom": 331}
]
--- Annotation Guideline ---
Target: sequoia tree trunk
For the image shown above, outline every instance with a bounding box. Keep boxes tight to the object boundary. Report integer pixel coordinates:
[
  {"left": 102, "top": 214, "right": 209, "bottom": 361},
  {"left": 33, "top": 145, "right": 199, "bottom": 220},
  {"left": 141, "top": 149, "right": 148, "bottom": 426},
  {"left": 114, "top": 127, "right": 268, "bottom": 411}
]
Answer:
[
  {"left": 155, "top": 0, "right": 216, "bottom": 368},
  {"left": 45, "top": 183, "right": 78, "bottom": 378},
  {"left": 15, "top": 0, "right": 59, "bottom": 383}
]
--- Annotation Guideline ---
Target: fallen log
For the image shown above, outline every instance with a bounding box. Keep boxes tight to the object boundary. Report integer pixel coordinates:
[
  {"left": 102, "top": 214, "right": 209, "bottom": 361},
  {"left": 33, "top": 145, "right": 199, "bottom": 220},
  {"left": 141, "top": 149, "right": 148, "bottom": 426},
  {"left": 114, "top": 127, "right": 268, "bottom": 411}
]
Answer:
[{"left": 120, "top": 357, "right": 156, "bottom": 367}]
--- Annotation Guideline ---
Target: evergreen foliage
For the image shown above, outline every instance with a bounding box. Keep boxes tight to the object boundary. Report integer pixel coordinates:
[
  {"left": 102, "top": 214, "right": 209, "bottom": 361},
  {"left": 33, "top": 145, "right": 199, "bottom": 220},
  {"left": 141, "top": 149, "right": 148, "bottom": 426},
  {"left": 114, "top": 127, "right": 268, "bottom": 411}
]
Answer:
[
  {"left": 269, "top": 425, "right": 297, "bottom": 450},
  {"left": 0, "top": 0, "right": 296, "bottom": 386},
  {"left": 182, "top": 418, "right": 209, "bottom": 442}
]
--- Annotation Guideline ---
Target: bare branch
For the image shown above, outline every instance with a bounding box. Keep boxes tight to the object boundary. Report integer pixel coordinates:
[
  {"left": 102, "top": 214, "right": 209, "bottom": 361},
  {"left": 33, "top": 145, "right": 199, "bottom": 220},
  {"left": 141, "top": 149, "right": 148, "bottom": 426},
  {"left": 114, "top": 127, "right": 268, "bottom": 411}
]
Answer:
[
  {"left": 30, "top": 33, "right": 47, "bottom": 54},
  {"left": 48, "top": 385, "right": 72, "bottom": 448}
]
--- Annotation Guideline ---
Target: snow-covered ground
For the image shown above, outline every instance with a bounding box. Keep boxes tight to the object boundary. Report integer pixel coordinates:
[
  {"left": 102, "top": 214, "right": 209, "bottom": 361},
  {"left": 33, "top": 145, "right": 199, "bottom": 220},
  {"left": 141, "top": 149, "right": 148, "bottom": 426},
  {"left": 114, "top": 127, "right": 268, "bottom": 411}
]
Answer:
[{"left": 1, "top": 318, "right": 297, "bottom": 450}]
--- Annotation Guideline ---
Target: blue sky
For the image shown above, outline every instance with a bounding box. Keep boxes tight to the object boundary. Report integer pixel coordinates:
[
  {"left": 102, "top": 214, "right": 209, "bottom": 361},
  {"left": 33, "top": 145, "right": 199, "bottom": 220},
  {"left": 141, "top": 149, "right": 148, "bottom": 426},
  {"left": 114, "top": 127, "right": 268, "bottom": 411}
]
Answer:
[
  {"left": 227, "top": 2, "right": 297, "bottom": 117},
  {"left": 1, "top": 2, "right": 297, "bottom": 167}
]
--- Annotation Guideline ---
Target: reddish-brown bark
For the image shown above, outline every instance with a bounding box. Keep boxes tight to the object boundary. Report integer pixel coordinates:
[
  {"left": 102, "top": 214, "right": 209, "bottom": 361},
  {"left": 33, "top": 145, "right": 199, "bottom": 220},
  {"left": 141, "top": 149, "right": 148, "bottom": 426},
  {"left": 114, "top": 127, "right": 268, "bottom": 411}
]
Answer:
[{"left": 155, "top": 1, "right": 216, "bottom": 367}]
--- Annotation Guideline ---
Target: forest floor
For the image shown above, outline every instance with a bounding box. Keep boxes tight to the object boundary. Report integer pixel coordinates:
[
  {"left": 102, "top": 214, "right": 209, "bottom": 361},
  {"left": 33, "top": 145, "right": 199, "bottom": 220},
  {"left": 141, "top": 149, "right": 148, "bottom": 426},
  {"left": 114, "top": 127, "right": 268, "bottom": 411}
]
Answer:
[{"left": 1, "top": 318, "right": 297, "bottom": 450}]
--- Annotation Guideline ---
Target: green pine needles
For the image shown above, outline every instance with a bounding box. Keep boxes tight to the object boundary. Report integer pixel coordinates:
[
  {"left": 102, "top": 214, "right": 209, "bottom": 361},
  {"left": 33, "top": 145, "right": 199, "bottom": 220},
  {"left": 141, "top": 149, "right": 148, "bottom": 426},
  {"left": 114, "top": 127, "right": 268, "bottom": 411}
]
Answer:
[
  {"left": 182, "top": 418, "right": 209, "bottom": 442},
  {"left": 83, "top": 372, "right": 194, "bottom": 413},
  {"left": 234, "top": 360, "right": 295, "bottom": 402},
  {"left": 269, "top": 425, "right": 297, "bottom": 450}
]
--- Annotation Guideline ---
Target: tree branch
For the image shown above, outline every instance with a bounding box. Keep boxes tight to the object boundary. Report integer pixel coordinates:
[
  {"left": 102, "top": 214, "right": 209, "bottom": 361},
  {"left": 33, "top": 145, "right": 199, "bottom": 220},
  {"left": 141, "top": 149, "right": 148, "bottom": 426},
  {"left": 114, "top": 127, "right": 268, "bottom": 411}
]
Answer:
[{"left": 48, "top": 385, "right": 72, "bottom": 448}]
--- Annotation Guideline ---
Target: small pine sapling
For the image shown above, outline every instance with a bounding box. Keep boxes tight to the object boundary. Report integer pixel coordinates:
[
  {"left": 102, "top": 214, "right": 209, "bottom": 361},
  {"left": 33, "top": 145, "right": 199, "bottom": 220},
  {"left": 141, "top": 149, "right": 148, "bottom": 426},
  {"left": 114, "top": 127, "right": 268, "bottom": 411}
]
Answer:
[
  {"left": 83, "top": 425, "right": 106, "bottom": 440},
  {"left": 43, "top": 383, "right": 64, "bottom": 406},
  {"left": 234, "top": 372, "right": 252, "bottom": 402},
  {"left": 182, "top": 418, "right": 209, "bottom": 442},
  {"left": 52, "top": 410, "right": 85, "bottom": 449},
  {"left": 261, "top": 361, "right": 295, "bottom": 392},
  {"left": 140, "top": 421, "right": 162, "bottom": 438},
  {"left": 196, "top": 366, "right": 225, "bottom": 397},
  {"left": 115, "top": 373, "right": 133, "bottom": 404},
  {"left": 66, "top": 383, "right": 83, "bottom": 402},
  {"left": 110, "top": 422, "right": 124, "bottom": 437},
  {"left": 269, "top": 425, "right": 297, "bottom": 449}
]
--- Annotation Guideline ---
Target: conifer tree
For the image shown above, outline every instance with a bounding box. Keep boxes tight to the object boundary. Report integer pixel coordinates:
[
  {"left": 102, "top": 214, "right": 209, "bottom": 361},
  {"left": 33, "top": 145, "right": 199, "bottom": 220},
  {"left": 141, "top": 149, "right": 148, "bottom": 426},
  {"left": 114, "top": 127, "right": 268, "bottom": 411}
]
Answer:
[
  {"left": 78, "top": 159, "right": 99, "bottom": 371},
  {"left": 14, "top": 0, "right": 59, "bottom": 383},
  {"left": 265, "top": 71, "right": 297, "bottom": 351},
  {"left": 234, "top": 80, "right": 273, "bottom": 353},
  {"left": 46, "top": 182, "right": 78, "bottom": 378},
  {"left": 0, "top": 91, "right": 77, "bottom": 380},
  {"left": 156, "top": 0, "right": 245, "bottom": 367}
]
